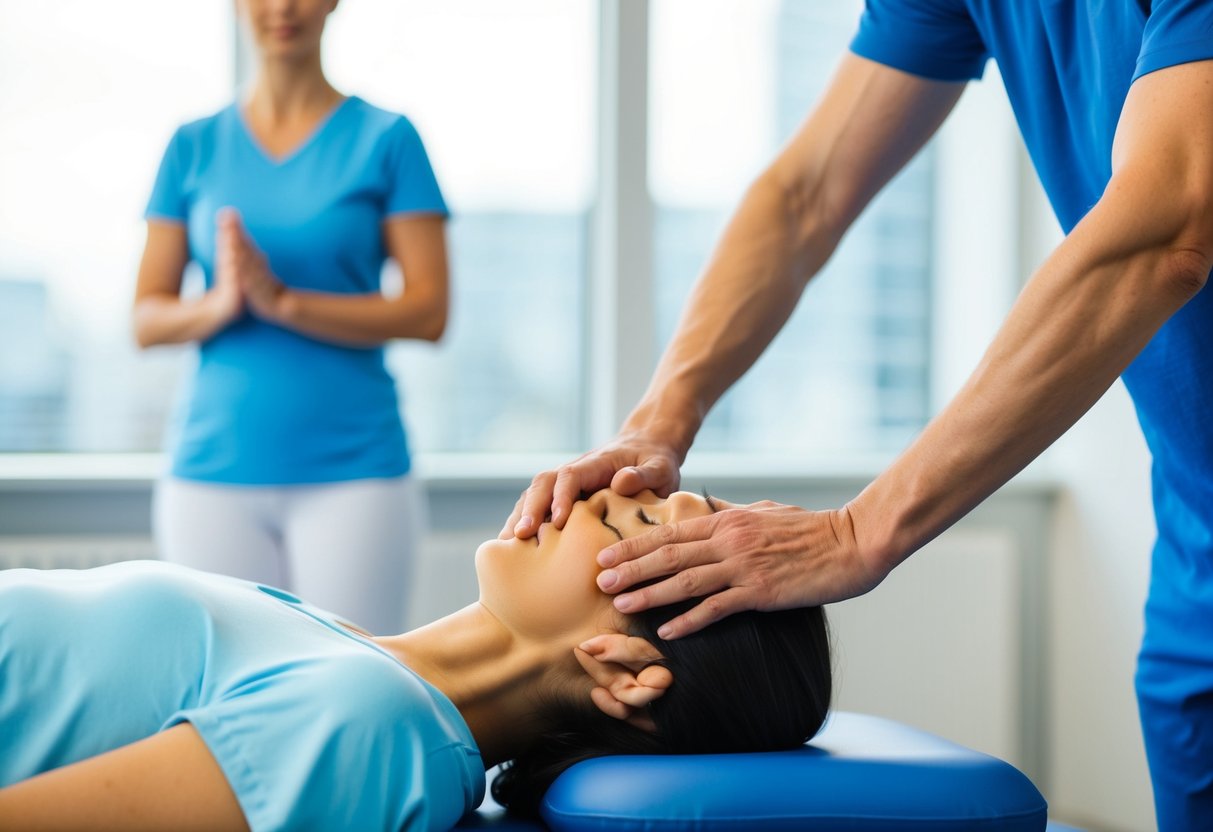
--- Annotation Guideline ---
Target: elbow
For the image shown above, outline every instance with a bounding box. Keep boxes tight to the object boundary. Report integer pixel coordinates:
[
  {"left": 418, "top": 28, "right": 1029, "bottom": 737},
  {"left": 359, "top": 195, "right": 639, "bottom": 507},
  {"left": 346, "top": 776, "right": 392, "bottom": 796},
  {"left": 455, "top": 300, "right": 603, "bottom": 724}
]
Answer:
[
  {"left": 423, "top": 315, "right": 447, "bottom": 343},
  {"left": 759, "top": 161, "right": 848, "bottom": 257},
  {"left": 131, "top": 307, "right": 156, "bottom": 350},
  {"left": 1162, "top": 246, "right": 1211, "bottom": 301},
  {"left": 1158, "top": 195, "right": 1213, "bottom": 302},
  {"left": 415, "top": 301, "right": 448, "bottom": 343}
]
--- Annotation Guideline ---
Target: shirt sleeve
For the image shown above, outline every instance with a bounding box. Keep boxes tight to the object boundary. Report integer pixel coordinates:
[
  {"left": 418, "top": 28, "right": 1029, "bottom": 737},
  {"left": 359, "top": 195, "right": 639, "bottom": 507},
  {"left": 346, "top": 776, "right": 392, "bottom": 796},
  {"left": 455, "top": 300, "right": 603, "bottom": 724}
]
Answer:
[
  {"left": 145, "top": 127, "right": 189, "bottom": 223},
  {"left": 1134, "top": 0, "right": 1213, "bottom": 82},
  {"left": 384, "top": 117, "right": 449, "bottom": 218},
  {"left": 170, "top": 654, "right": 471, "bottom": 832},
  {"left": 849, "top": 0, "right": 989, "bottom": 82}
]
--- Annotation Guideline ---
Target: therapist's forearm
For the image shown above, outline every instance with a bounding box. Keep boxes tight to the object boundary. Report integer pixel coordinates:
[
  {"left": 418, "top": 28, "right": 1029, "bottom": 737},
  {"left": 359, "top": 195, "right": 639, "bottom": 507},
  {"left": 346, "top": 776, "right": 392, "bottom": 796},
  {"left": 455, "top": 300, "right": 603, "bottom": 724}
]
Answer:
[
  {"left": 624, "top": 170, "right": 843, "bottom": 458},
  {"left": 848, "top": 183, "right": 1211, "bottom": 574}
]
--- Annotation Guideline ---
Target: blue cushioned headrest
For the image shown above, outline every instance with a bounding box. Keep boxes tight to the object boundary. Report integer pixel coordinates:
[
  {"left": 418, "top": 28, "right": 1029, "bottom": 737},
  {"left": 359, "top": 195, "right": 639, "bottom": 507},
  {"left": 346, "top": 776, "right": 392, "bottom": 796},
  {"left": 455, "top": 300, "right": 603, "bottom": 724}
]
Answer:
[{"left": 459, "top": 712, "right": 1047, "bottom": 831}]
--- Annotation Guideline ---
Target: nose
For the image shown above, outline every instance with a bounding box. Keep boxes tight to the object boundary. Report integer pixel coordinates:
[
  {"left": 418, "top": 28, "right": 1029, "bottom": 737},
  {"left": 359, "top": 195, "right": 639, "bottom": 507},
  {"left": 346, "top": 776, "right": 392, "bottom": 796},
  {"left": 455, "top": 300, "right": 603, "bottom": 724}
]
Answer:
[{"left": 664, "top": 490, "right": 708, "bottom": 524}]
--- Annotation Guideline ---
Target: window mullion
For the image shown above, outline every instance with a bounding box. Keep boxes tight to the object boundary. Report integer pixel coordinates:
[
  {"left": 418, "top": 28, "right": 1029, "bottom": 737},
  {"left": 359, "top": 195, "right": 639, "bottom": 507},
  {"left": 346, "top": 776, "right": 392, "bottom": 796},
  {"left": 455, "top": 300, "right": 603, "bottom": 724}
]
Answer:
[{"left": 588, "top": 0, "right": 653, "bottom": 446}]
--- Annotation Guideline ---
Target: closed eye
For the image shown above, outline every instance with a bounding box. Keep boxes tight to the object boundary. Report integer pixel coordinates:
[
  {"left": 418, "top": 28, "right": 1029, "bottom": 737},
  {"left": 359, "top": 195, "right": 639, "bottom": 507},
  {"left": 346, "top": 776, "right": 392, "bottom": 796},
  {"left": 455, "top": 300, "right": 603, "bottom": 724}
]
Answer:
[
  {"left": 601, "top": 506, "right": 623, "bottom": 541},
  {"left": 636, "top": 508, "right": 658, "bottom": 526}
]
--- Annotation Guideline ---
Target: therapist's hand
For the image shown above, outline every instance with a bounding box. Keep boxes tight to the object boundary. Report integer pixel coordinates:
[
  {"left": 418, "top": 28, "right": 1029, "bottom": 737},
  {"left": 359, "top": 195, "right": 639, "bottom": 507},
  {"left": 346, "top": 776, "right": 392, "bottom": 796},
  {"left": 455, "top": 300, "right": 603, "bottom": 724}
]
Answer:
[
  {"left": 500, "top": 432, "right": 683, "bottom": 539},
  {"left": 596, "top": 500, "right": 885, "bottom": 639}
]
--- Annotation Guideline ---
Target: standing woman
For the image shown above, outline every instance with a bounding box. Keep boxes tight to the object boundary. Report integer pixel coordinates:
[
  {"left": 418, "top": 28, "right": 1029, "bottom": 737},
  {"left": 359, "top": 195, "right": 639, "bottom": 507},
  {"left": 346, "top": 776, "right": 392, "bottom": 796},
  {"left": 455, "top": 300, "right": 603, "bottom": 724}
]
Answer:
[{"left": 133, "top": 0, "right": 448, "bottom": 635}]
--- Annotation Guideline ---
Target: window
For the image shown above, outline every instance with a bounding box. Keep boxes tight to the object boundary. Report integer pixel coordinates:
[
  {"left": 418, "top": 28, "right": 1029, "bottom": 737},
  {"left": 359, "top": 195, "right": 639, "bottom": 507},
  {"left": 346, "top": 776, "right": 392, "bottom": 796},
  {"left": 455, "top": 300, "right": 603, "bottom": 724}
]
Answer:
[
  {"left": 324, "top": 0, "right": 596, "bottom": 453},
  {"left": 0, "top": 1, "right": 233, "bottom": 451},
  {"left": 0, "top": 1, "right": 936, "bottom": 464},
  {"left": 650, "top": 0, "right": 932, "bottom": 456}
]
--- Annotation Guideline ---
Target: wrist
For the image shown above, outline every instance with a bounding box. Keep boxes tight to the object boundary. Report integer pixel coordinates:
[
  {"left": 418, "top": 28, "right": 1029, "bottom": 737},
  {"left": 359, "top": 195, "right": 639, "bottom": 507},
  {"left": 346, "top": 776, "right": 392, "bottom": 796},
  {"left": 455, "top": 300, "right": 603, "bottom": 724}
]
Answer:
[
  {"left": 269, "top": 289, "right": 300, "bottom": 325},
  {"left": 620, "top": 394, "right": 701, "bottom": 464},
  {"left": 842, "top": 486, "right": 911, "bottom": 580},
  {"left": 199, "top": 289, "right": 236, "bottom": 332}
]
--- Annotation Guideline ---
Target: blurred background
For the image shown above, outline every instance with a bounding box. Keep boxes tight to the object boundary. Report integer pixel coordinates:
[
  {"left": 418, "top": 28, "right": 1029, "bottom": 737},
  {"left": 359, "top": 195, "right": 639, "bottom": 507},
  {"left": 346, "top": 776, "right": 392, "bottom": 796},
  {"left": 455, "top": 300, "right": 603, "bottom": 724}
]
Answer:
[{"left": 0, "top": 2, "right": 1156, "bottom": 829}]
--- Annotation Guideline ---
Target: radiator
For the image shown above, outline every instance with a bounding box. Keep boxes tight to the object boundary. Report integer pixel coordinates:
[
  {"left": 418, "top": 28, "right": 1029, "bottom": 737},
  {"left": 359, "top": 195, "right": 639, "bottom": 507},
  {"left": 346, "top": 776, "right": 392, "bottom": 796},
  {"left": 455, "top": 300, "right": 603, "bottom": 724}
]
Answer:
[{"left": 0, "top": 537, "right": 156, "bottom": 571}]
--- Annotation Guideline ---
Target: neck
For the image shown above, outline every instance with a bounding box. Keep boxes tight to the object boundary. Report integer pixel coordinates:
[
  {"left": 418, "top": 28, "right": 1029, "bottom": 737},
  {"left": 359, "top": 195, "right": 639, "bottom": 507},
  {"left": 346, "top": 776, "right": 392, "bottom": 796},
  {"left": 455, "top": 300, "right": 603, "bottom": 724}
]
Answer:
[
  {"left": 247, "top": 54, "right": 340, "bottom": 122},
  {"left": 374, "top": 604, "right": 582, "bottom": 768}
]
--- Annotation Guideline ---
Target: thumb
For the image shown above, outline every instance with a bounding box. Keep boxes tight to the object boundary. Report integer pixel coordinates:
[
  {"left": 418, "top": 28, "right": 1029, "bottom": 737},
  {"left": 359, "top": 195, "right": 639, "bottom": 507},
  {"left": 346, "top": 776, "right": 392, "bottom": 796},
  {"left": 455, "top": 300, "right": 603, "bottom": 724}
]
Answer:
[{"left": 611, "top": 457, "right": 678, "bottom": 498}]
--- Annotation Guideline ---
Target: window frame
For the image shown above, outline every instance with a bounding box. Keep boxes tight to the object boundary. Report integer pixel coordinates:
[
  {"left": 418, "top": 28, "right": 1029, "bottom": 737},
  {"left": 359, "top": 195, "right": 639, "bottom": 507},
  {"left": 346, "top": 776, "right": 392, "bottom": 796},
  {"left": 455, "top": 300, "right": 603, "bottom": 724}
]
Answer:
[{"left": 0, "top": 0, "right": 1024, "bottom": 485}]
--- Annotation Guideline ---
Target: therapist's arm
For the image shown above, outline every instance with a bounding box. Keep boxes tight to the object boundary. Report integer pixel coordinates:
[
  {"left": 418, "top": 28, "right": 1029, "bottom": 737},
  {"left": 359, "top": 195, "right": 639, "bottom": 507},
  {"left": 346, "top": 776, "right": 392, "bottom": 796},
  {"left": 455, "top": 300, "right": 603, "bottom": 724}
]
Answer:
[
  {"left": 0, "top": 724, "right": 250, "bottom": 832},
  {"left": 503, "top": 54, "right": 967, "bottom": 535},
  {"left": 231, "top": 211, "right": 449, "bottom": 346},
  {"left": 132, "top": 220, "right": 242, "bottom": 347},
  {"left": 601, "top": 59, "right": 1213, "bottom": 638}
]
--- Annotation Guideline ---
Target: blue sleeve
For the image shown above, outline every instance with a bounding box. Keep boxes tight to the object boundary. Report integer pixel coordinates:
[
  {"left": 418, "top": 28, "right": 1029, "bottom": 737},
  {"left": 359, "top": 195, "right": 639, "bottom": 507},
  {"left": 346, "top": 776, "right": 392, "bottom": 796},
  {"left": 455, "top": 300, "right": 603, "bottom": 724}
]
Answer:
[
  {"left": 385, "top": 117, "right": 448, "bottom": 218},
  {"left": 145, "top": 127, "right": 189, "bottom": 222},
  {"left": 172, "top": 655, "right": 471, "bottom": 832},
  {"left": 1134, "top": 0, "right": 1213, "bottom": 82},
  {"left": 849, "top": 0, "right": 988, "bottom": 82}
]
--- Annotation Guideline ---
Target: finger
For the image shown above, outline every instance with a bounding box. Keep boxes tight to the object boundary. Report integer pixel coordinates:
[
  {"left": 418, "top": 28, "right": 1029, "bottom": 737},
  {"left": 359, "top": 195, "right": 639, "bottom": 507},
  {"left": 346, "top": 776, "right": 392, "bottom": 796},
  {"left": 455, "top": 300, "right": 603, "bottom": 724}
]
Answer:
[
  {"left": 216, "top": 206, "right": 239, "bottom": 229},
  {"left": 499, "top": 492, "right": 527, "bottom": 539},
  {"left": 611, "top": 562, "right": 730, "bottom": 614},
  {"left": 611, "top": 457, "right": 680, "bottom": 498},
  {"left": 572, "top": 646, "right": 615, "bottom": 688},
  {"left": 635, "top": 664, "right": 673, "bottom": 692},
  {"left": 513, "top": 471, "right": 557, "bottom": 538},
  {"left": 551, "top": 456, "right": 622, "bottom": 527},
  {"left": 550, "top": 464, "right": 587, "bottom": 528},
  {"left": 597, "top": 514, "right": 716, "bottom": 571},
  {"left": 589, "top": 686, "right": 631, "bottom": 720},
  {"left": 578, "top": 634, "right": 665, "bottom": 667},
  {"left": 611, "top": 678, "right": 667, "bottom": 708},
  {"left": 655, "top": 587, "right": 755, "bottom": 640}
]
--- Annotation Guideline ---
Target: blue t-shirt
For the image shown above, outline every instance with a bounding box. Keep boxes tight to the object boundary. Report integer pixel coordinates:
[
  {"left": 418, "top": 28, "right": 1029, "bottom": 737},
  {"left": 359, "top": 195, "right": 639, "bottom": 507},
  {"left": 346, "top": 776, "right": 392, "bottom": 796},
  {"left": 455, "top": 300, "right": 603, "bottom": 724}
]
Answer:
[
  {"left": 852, "top": 0, "right": 1213, "bottom": 648},
  {"left": 146, "top": 96, "right": 448, "bottom": 484},
  {"left": 0, "top": 561, "right": 484, "bottom": 831}
]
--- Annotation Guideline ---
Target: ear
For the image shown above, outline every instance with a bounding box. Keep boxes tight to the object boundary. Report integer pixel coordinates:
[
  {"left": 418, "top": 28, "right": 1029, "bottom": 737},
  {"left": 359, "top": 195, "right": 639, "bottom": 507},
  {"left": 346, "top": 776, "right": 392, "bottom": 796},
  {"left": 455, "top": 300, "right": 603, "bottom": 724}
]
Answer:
[{"left": 573, "top": 634, "right": 673, "bottom": 733}]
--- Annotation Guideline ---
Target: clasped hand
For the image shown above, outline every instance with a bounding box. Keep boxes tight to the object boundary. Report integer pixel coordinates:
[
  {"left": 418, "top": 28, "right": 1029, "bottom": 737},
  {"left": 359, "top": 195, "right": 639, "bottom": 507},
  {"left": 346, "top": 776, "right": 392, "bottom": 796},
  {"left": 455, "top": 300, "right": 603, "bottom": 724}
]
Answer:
[{"left": 211, "top": 208, "right": 290, "bottom": 326}]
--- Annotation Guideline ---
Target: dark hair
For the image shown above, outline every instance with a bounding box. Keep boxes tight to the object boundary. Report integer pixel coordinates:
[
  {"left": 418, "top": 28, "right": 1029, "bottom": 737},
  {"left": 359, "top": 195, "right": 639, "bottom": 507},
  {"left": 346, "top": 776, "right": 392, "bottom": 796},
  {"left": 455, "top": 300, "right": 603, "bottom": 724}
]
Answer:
[{"left": 491, "top": 599, "right": 832, "bottom": 816}]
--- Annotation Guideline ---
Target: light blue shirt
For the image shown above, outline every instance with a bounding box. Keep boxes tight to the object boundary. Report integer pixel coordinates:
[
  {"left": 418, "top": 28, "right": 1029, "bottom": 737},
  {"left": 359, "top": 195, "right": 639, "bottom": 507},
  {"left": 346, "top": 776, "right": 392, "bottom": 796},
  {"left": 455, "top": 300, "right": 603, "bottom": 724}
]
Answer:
[
  {"left": 0, "top": 561, "right": 484, "bottom": 831},
  {"left": 146, "top": 97, "right": 448, "bottom": 484}
]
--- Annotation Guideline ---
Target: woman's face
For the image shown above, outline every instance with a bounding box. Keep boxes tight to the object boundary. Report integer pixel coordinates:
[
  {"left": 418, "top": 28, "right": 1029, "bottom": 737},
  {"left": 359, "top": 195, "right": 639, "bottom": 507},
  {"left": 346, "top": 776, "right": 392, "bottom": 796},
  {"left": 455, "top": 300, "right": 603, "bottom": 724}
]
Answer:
[
  {"left": 237, "top": 0, "right": 336, "bottom": 61},
  {"left": 476, "top": 490, "right": 717, "bottom": 642}
]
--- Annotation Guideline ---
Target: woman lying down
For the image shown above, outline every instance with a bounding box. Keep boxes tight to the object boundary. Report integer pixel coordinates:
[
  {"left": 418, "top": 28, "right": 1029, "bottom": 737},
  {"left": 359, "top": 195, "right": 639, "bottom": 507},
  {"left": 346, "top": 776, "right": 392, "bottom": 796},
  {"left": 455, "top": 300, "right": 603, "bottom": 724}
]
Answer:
[{"left": 0, "top": 489, "right": 831, "bottom": 831}]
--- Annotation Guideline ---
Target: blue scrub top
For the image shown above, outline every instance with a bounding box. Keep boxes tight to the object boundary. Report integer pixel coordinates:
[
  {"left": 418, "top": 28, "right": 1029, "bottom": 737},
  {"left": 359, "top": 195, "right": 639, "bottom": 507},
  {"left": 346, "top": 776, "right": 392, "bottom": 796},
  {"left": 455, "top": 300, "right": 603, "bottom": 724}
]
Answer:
[
  {"left": 852, "top": 1, "right": 1213, "bottom": 651},
  {"left": 146, "top": 96, "right": 448, "bottom": 485},
  {"left": 0, "top": 561, "right": 484, "bottom": 832}
]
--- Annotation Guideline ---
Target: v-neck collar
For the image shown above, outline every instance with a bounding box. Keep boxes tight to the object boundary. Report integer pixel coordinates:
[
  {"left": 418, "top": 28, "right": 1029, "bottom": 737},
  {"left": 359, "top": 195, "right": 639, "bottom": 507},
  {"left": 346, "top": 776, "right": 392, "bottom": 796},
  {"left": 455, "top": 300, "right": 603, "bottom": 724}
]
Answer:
[{"left": 235, "top": 95, "right": 354, "bottom": 167}]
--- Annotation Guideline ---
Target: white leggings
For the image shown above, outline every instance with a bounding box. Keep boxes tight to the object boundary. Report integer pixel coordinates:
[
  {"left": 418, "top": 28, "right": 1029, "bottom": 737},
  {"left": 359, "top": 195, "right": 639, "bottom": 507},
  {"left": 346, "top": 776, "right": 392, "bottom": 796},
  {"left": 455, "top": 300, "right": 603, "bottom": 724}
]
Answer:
[{"left": 153, "top": 476, "right": 422, "bottom": 635}]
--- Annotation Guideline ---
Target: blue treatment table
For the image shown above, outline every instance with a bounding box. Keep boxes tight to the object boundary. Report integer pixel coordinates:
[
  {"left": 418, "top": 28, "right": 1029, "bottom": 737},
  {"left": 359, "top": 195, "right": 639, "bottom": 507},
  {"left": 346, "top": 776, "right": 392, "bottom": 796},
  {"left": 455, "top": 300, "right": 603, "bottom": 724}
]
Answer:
[{"left": 457, "top": 712, "right": 1064, "bottom": 831}]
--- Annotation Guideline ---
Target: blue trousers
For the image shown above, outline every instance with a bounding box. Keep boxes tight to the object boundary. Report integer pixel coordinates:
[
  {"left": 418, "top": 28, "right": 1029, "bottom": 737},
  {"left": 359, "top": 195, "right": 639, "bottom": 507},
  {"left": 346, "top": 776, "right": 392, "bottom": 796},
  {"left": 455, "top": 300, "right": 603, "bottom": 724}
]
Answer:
[{"left": 1136, "top": 552, "right": 1213, "bottom": 831}]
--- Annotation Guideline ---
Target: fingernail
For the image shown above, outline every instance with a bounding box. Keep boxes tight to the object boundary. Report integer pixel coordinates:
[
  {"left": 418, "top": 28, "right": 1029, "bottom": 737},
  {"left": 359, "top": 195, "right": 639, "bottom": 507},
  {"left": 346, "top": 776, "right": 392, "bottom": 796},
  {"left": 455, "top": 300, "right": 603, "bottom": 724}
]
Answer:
[
  {"left": 551, "top": 508, "right": 563, "bottom": 525},
  {"left": 657, "top": 625, "right": 674, "bottom": 640},
  {"left": 514, "top": 517, "right": 532, "bottom": 535},
  {"left": 597, "top": 570, "right": 618, "bottom": 590},
  {"left": 614, "top": 594, "right": 633, "bottom": 612},
  {"left": 597, "top": 549, "right": 616, "bottom": 567}
]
